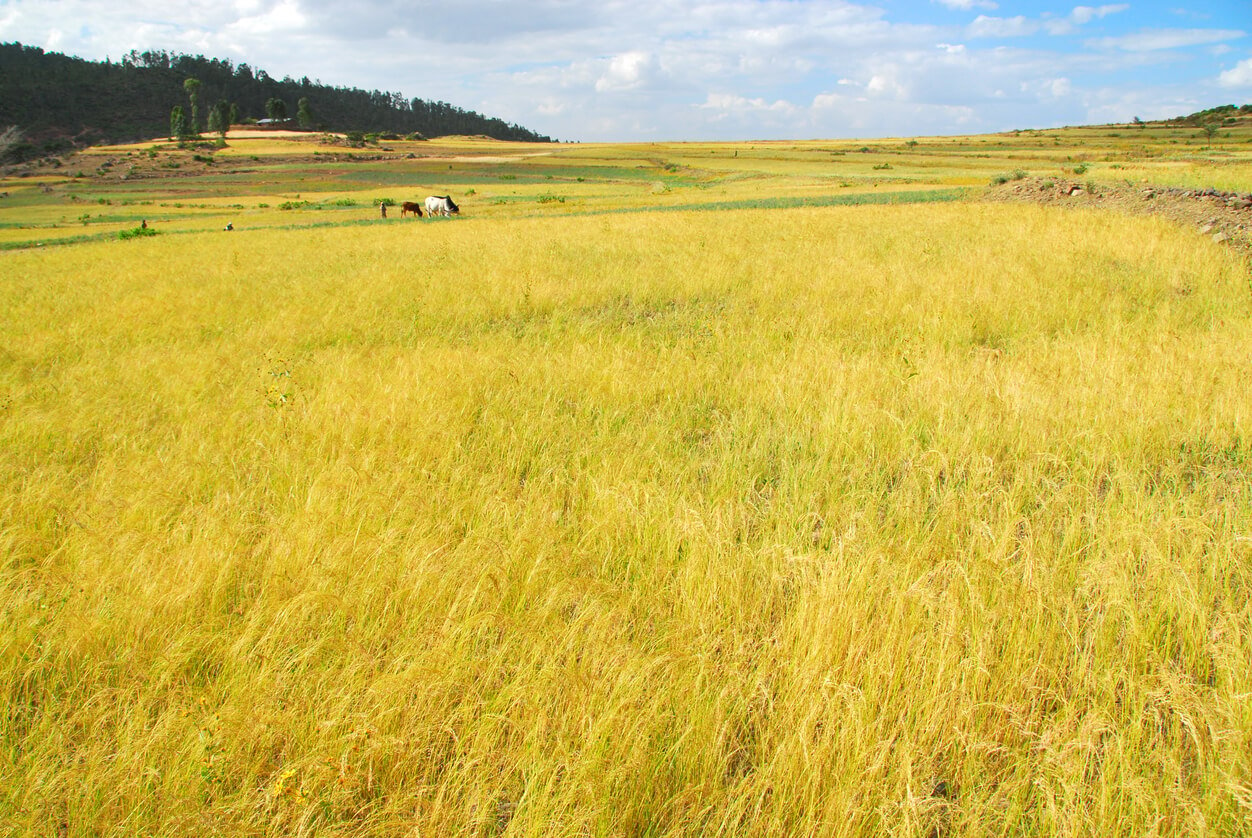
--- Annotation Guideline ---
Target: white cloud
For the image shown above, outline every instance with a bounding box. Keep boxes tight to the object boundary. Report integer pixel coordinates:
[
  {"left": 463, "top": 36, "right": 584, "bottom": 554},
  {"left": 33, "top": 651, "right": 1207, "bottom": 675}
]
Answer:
[
  {"left": 1071, "top": 4, "right": 1129, "bottom": 25},
  {"left": 595, "top": 51, "right": 657, "bottom": 92},
  {"left": 866, "top": 70, "right": 908, "bottom": 99},
  {"left": 1217, "top": 57, "right": 1252, "bottom": 88},
  {"left": 699, "top": 93, "right": 797, "bottom": 118},
  {"left": 0, "top": 6, "right": 18, "bottom": 35},
  {"left": 968, "top": 15, "right": 1038, "bottom": 38},
  {"left": 227, "top": 0, "right": 305, "bottom": 36},
  {"left": 932, "top": 0, "right": 998, "bottom": 10},
  {"left": 1090, "top": 28, "right": 1246, "bottom": 51}
]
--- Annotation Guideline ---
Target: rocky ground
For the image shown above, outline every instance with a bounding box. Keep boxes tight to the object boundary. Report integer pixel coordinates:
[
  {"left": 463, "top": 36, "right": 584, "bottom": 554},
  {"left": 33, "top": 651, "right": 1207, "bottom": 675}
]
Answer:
[{"left": 984, "top": 176, "right": 1252, "bottom": 260}]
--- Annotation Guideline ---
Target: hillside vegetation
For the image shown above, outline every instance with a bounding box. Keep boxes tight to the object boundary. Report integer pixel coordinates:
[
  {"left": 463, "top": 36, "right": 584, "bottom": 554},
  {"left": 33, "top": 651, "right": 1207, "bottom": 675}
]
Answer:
[
  {"left": 1, "top": 124, "right": 1251, "bottom": 836},
  {"left": 0, "top": 43, "right": 551, "bottom": 155}
]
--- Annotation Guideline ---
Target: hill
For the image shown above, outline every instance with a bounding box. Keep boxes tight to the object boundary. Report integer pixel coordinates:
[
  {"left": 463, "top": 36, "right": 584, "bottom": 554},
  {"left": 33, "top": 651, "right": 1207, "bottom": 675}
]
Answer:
[{"left": 0, "top": 42, "right": 552, "bottom": 158}]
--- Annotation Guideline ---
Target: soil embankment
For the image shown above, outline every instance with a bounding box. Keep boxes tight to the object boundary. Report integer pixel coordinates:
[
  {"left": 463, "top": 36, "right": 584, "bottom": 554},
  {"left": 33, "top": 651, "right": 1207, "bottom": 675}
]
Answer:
[{"left": 985, "top": 176, "right": 1252, "bottom": 259}]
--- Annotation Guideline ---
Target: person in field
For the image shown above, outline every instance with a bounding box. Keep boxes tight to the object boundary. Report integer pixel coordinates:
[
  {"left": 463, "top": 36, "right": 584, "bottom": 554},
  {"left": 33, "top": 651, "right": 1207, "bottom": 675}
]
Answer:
[
  {"left": 380, "top": 203, "right": 387, "bottom": 218},
  {"left": 424, "top": 195, "right": 459, "bottom": 217}
]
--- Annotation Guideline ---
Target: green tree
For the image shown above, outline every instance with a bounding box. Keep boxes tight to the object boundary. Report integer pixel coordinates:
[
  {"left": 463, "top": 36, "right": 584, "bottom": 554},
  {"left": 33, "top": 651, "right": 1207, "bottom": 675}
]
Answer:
[
  {"left": 208, "top": 99, "right": 231, "bottom": 137},
  {"left": 265, "top": 98, "right": 288, "bottom": 121},
  {"left": 297, "top": 97, "right": 314, "bottom": 129},
  {"left": 229, "top": 102, "right": 240, "bottom": 126},
  {"left": 1201, "top": 122, "right": 1219, "bottom": 147},
  {"left": 169, "top": 105, "right": 187, "bottom": 140},
  {"left": 183, "top": 77, "right": 202, "bottom": 136}
]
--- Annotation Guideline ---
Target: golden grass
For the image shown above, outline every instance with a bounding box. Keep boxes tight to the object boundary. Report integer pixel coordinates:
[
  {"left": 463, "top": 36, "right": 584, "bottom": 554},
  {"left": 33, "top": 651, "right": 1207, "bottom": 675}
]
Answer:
[{"left": 3, "top": 202, "right": 1251, "bottom": 835}]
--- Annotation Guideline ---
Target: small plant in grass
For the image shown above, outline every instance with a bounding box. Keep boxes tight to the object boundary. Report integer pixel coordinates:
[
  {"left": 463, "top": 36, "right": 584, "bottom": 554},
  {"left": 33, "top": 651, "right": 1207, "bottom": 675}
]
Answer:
[
  {"left": 989, "top": 170, "right": 1027, "bottom": 185},
  {"left": 1073, "top": 163, "right": 1088, "bottom": 175},
  {"left": 261, "top": 356, "right": 295, "bottom": 408},
  {"left": 537, "top": 194, "right": 565, "bottom": 204}
]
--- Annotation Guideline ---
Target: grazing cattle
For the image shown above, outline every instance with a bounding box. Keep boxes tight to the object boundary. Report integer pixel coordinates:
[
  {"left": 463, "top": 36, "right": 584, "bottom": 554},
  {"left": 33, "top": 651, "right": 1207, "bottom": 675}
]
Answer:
[
  {"left": 400, "top": 201, "right": 423, "bottom": 218},
  {"left": 424, "top": 195, "right": 459, "bottom": 217}
]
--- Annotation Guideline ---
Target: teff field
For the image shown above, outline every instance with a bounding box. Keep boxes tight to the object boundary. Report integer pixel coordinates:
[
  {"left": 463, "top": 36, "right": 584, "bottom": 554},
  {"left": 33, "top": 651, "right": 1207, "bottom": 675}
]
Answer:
[{"left": 2, "top": 120, "right": 1252, "bottom": 836}]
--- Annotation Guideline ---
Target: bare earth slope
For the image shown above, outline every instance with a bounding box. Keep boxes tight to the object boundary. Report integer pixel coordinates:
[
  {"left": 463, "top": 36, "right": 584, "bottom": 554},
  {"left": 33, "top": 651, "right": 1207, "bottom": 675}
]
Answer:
[{"left": 985, "top": 176, "right": 1252, "bottom": 258}]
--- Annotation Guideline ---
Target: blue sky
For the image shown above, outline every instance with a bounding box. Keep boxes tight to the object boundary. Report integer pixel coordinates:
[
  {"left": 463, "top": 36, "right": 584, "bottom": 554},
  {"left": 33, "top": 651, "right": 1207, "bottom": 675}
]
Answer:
[{"left": 1, "top": 0, "right": 1248, "bottom": 140}]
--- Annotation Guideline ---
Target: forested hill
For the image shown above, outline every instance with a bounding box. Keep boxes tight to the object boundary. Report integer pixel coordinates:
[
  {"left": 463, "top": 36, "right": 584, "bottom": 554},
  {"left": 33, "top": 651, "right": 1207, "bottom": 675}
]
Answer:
[{"left": 0, "top": 42, "right": 552, "bottom": 154}]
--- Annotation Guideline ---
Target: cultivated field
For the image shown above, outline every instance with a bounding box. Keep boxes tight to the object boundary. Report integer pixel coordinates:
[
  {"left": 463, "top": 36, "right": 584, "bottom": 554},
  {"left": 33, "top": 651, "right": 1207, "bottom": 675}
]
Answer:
[{"left": 2, "top": 120, "right": 1251, "bottom": 836}]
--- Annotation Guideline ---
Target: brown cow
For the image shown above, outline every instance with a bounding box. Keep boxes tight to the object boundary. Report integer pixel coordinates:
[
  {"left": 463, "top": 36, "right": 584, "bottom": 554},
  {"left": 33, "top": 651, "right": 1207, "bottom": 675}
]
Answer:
[{"left": 400, "top": 201, "right": 424, "bottom": 218}]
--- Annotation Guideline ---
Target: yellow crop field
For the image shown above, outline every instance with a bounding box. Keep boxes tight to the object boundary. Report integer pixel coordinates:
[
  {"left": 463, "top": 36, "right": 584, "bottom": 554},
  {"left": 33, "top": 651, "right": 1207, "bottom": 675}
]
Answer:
[{"left": 2, "top": 124, "right": 1252, "bottom": 836}]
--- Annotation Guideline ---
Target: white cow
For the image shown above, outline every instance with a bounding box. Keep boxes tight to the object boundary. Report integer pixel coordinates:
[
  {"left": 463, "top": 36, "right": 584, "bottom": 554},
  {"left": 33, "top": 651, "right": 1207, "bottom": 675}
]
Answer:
[{"left": 424, "top": 195, "right": 460, "bottom": 217}]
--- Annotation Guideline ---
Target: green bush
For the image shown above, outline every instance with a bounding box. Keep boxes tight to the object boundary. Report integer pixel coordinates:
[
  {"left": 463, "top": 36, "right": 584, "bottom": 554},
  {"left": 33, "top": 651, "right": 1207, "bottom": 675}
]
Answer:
[{"left": 117, "top": 225, "right": 157, "bottom": 240}]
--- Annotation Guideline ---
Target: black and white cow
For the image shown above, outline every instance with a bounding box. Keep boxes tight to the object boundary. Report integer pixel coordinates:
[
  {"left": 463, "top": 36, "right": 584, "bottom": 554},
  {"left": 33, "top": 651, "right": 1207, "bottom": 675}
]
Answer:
[{"left": 424, "top": 195, "right": 460, "bottom": 217}]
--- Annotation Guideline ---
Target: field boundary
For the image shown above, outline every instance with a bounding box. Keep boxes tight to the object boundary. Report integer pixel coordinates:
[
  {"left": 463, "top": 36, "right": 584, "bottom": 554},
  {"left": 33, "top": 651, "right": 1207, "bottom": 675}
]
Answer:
[
  {"left": 601, "top": 187, "right": 970, "bottom": 215},
  {"left": 0, "top": 188, "right": 972, "bottom": 251}
]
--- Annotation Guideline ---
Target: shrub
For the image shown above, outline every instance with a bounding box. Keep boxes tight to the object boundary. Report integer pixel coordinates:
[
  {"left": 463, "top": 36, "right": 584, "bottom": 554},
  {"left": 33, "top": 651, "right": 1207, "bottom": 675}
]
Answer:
[
  {"left": 989, "top": 170, "right": 1026, "bottom": 186},
  {"left": 117, "top": 225, "right": 157, "bottom": 240}
]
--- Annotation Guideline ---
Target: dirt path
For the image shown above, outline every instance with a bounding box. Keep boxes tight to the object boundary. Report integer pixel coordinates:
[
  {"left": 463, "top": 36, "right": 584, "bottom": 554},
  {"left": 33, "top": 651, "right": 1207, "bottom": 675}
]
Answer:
[{"left": 984, "top": 176, "right": 1252, "bottom": 259}]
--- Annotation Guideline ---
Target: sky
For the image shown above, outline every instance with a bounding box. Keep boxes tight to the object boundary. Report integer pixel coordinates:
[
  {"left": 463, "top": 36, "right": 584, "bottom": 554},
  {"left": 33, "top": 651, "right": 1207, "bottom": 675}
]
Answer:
[{"left": 1, "top": 0, "right": 1249, "bottom": 141}]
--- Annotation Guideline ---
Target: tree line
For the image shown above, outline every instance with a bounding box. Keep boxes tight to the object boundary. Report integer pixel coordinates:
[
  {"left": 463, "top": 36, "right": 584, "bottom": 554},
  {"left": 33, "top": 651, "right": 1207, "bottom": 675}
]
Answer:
[{"left": 0, "top": 42, "right": 552, "bottom": 158}]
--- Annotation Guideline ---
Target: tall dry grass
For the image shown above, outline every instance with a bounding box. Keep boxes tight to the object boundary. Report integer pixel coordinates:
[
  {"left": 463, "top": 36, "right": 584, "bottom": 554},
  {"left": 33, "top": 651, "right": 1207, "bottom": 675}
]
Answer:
[{"left": 2, "top": 203, "right": 1250, "bottom": 836}]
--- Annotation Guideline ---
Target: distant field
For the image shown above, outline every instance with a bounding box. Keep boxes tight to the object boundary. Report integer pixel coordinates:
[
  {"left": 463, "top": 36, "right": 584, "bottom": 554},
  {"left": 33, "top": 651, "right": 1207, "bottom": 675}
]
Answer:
[
  {"left": 2, "top": 123, "right": 1251, "bottom": 836},
  {"left": 3, "top": 119, "right": 1249, "bottom": 246}
]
